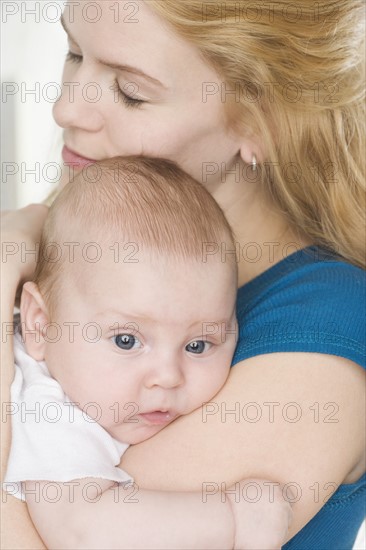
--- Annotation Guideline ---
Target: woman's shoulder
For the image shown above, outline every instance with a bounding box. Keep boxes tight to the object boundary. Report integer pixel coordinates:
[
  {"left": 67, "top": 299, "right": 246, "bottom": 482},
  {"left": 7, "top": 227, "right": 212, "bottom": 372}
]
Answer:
[{"left": 233, "top": 246, "right": 366, "bottom": 368}]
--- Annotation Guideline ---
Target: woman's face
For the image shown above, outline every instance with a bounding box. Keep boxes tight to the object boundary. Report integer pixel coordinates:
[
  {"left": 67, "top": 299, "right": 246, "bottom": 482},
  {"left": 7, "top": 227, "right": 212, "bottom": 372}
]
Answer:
[{"left": 54, "top": 0, "right": 241, "bottom": 186}]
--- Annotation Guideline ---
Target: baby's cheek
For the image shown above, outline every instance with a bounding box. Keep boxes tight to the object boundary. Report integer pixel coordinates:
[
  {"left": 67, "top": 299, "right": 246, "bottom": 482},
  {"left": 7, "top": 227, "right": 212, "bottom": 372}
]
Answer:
[
  {"left": 189, "top": 374, "right": 223, "bottom": 408},
  {"left": 206, "top": 366, "right": 231, "bottom": 398},
  {"left": 98, "top": 401, "right": 135, "bottom": 432}
]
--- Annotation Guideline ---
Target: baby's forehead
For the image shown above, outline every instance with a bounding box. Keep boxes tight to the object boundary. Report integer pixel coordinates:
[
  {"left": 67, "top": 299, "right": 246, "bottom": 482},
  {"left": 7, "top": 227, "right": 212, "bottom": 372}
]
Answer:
[
  {"left": 52, "top": 244, "right": 237, "bottom": 334},
  {"left": 64, "top": 244, "right": 236, "bottom": 288}
]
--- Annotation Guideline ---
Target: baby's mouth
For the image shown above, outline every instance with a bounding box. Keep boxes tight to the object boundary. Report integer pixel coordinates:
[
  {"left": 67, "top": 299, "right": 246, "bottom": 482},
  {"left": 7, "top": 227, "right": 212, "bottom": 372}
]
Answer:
[{"left": 138, "top": 410, "right": 178, "bottom": 425}]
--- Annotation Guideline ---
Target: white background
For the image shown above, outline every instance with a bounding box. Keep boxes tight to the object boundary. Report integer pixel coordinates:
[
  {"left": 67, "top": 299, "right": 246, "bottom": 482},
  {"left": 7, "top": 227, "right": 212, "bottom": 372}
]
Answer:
[{"left": 1, "top": 0, "right": 66, "bottom": 209}]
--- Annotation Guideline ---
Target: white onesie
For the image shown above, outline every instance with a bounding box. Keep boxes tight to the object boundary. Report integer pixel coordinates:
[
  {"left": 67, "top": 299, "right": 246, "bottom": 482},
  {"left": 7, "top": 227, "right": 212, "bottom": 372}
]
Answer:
[{"left": 3, "top": 325, "right": 133, "bottom": 501}]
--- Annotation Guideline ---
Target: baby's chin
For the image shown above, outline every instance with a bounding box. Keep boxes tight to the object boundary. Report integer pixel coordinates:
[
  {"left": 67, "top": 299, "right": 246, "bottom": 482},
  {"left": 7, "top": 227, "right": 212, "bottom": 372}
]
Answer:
[{"left": 107, "top": 422, "right": 170, "bottom": 446}]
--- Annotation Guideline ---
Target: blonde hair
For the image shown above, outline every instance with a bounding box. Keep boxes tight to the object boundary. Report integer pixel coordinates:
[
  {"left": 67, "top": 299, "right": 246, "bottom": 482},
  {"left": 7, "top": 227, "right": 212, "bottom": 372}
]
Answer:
[
  {"left": 36, "top": 156, "right": 236, "bottom": 308},
  {"left": 149, "top": 0, "right": 366, "bottom": 268}
]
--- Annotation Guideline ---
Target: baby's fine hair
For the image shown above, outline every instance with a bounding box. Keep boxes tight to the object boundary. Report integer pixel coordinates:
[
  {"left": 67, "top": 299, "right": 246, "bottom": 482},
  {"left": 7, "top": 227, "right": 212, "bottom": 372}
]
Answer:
[{"left": 35, "top": 156, "right": 237, "bottom": 308}]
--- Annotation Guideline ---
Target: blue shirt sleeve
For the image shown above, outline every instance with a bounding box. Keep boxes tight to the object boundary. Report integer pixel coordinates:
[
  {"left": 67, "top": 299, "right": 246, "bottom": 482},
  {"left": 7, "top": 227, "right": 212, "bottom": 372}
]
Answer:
[
  {"left": 232, "top": 246, "right": 366, "bottom": 549},
  {"left": 233, "top": 246, "right": 366, "bottom": 369}
]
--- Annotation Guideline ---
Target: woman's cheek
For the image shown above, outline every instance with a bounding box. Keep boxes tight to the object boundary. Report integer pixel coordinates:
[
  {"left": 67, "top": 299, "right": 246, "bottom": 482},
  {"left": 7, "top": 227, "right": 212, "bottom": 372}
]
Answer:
[{"left": 61, "top": 61, "right": 76, "bottom": 83}]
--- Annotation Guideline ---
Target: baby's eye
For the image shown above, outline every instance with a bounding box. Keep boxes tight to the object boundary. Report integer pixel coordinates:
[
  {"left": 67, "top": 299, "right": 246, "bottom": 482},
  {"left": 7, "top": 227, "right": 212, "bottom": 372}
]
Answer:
[
  {"left": 185, "top": 340, "right": 211, "bottom": 354},
  {"left": 113, "top": 334, "right": 142, "bottom": 351}
]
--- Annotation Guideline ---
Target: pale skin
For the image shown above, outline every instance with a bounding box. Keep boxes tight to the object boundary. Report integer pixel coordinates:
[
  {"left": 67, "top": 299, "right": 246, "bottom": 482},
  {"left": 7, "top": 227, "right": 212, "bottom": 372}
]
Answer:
[
  {"left": 1, "top": 0, "right": 365, "bottom": 548},
  {"left": 22, "top": 253, "right": 239, "bottom": 445},
  {"left": 5, "top": 236, "right": 292, "bottom": 550},
  {"left": 17, "top": 252, "right": 290, "bottom": 549},
  {"left": 23, "top": 478, "right": 292, "bottom": 550}
]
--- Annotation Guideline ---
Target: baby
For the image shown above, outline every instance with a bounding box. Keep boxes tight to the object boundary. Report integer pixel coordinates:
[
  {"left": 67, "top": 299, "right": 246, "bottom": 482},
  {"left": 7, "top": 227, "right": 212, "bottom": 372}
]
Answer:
[{"left": 4, "top": 157, "right": 292, "bottom": 549}]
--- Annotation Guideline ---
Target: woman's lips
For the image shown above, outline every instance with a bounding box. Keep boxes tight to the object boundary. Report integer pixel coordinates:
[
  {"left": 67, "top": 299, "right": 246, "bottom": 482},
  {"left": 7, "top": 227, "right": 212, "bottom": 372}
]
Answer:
[
  {"left": 62, "top": 145, "right": 96, "bottom": 169},
  {"left": 139, "top": 411, "right": 177, "bottom": 425}
]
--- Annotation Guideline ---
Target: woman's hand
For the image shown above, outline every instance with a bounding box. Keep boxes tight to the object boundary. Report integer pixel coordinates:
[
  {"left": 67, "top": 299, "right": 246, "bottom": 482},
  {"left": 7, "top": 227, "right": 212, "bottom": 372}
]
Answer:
[
  {"left": 1, "top": 204, "right": 48, "bottom": 286},
  {"left": 227, "top": 479, "right": 293, "bottom": 550}
]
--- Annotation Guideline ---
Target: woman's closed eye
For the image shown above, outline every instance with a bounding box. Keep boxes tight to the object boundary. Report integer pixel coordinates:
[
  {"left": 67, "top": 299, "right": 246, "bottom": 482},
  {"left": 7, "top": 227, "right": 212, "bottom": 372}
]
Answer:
[
  {"left": 110, "top": 81, "right": 146, "bottom": 109},
  {"left": 66, "top": 50, "right": 82, "bottom": 64},
  {"left": 185, "top": 340, "right": 212, "bottom": 354},
  {"left": 113, "top": 333, "right": 142, "bottom": 351},
  {"left": 65, "top": 50, "right": 146, "bottom": 109}
]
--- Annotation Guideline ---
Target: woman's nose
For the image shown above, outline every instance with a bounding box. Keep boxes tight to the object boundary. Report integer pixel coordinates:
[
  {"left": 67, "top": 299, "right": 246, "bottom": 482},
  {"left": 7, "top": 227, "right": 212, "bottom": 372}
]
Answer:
[
  {"left": 53, "top": 76, "right": 104, "bottom": 132},
  {"left": 144, "top": 354, "right": 185, "bottom": 390}
]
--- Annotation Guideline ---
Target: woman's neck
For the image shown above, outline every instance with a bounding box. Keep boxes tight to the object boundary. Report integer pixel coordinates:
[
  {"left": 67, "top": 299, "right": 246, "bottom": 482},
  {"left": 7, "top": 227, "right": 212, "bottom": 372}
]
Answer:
[{"left": 211, "top": 169, "right": 313, "bottom": 287}]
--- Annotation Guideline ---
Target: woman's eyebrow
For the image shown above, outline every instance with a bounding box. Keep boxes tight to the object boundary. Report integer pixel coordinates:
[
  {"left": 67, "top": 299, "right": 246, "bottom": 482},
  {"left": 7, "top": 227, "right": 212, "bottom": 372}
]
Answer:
[
  {"left": 99, "top": 61, "right": 168, "bottom": 90},
  {"left": 60, "top": 14, "right": 168, "bottom": 90}
]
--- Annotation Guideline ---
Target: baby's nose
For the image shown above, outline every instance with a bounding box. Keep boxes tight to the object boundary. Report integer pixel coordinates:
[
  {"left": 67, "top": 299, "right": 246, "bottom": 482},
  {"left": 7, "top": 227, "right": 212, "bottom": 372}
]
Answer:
[{"left": 144, "top": 355, "right": 184, "bottom": 389}]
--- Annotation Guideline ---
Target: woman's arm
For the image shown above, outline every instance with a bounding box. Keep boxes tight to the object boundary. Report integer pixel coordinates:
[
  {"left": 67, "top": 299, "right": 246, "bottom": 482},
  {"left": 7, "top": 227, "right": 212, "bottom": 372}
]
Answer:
[
  {"left": 1, "top": 205, "right": 49, "bottom": 549},
  {"left": 1, "top": 205, "right": 48, "bottom": 476},
  {"left": 1, "top": 267, "right": 18, "bottom": 478},
  {"left": 120, "top": 352, "right": 366, "bottom": 543},
  {"left": 1, "top": 267, "right": 46, "bottom": 550},
  {"left": 1, "top": 354, "right": 363, "bottom": 548}
]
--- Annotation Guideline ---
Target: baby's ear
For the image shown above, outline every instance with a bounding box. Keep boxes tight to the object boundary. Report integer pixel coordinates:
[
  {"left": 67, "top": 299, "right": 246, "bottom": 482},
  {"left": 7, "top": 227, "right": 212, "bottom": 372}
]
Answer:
[{"left": 20, "top": 282, "right": 49, "bottom": 361}]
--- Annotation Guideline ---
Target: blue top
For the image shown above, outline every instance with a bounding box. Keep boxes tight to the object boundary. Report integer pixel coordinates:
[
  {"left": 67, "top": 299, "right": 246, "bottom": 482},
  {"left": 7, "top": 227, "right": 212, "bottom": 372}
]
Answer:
[{"left": 232, "top": 245, "right": 365, "bottom": 549}]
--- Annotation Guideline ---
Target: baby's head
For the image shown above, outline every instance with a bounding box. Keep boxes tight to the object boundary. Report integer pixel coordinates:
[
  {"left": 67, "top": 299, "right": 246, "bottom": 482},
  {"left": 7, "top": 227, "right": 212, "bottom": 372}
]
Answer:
[{"left": 21, "top": 157, "right": 238, "bottom": 443}]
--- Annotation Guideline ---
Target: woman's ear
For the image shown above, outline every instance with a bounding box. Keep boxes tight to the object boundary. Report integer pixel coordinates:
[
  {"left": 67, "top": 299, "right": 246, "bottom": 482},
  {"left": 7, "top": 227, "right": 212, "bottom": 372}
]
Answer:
[
  {"left": 20, "top": 282, "right": 50, "bottom": 361},
  {"left": 238, "top": 135, "right": 266, "bottom": 168}
]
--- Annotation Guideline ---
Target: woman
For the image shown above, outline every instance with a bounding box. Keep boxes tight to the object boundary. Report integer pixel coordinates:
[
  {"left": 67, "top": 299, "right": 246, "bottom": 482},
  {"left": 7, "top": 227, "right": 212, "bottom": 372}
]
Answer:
[{"left": 2, "top": 1, "right": 365, "bottom": 548}]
